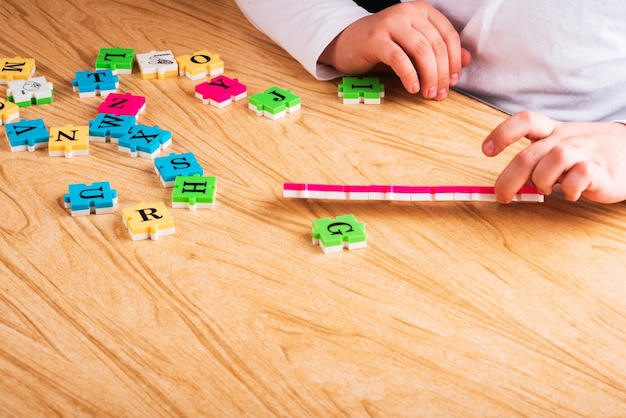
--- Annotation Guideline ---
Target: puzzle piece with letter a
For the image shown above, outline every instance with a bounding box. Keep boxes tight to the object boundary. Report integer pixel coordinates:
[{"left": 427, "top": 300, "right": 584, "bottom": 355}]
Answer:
[
  {"left": 0, "top": 98, "right": 19, "bottom": 125},
  {"left": 96, "top": 46, "right": 135, "bottom": 74},
  {"left": 48, "top": 125, "right": 90, "bottom": 158},
  {"left": 72, "top": 70, "right": 119, "bottom": 98},
  {"left": 176, "top": 49, "right": 224, "bottom": 80},
  {"left": 0, "top": 56, "right": 35, "bottom": 84},
  {"left": 136, "top": 50, "right": 178, "bottom": 80},
  {"left": 63, "top": 181, "right": 118, "bottom": 216},
  {"left": 172, "top": 175, "right": 217, "bottom": 210},
  {"left": 195, "top": 75, "right": 247, "bottom": 108},
  {"left": 338, "top": 76, "right": 385, "bottom": 104},
  {"left": 97, "top": 92, "right": 146, "bottom": 118},
  {"left": 121, "top": 201, "right": 175, "bottom": 241},
  {"left": 248, "top": 86, "right": 301, "bottom": 120},
  {"left": 7, "top": 76, "right": 54, "bottom": 107},
  {"left": 5, "top": 118, "right": 49, "bottom": 152},
  {"left": 154, "top": 152, "right": 204, "bottom": 187},
  {"left": 312, "top": 214, "right": 367, "bottom": 254},
  {"left": 118, "top": 124, "right": 172, "bottom": 158},
  {"left": 89, "top": 113, "right": 136, "bottom": 143}
]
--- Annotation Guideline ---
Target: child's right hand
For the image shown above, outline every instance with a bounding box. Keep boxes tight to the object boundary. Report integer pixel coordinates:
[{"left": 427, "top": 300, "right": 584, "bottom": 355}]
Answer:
[{"left": 319, "top": 0, "right": 471, "bottom": 100}]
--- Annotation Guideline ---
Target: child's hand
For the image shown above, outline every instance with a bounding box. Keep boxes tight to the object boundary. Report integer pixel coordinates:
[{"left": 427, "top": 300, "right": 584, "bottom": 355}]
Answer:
[
  {"left": 319, "top": 0, "right": 471, "bottom": 100},
  {"left": 482, "top": 111, "right": 626, "bottom": 203}
]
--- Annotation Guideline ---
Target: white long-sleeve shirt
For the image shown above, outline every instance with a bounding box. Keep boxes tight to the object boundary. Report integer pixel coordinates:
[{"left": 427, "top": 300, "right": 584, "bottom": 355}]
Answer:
[{"left": 235, "top": 0, "right": 626, "bottom": 122}]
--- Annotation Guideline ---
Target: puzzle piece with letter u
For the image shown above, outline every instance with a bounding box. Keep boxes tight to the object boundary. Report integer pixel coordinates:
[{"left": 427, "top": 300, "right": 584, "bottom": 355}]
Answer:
[
  {"left": 312, "top": 214, "right": 367, "bottom": 254},
  {"left": 63, "top": 181, "right": 118, "bottom": 216}
]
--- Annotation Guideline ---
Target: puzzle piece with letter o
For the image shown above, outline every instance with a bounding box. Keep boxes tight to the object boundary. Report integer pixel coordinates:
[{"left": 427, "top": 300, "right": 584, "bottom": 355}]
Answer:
[
  {"left": 312, "top": 214, "right": 367, "bottom": 254},
  {"left": 63, "top": 181, "right": 118, "bottom": 216},
  {"left": 248, "top": 86, "right": 301, "bottom": 120},
  {"left": 121, "top": 201, "right": 175, "bottom": 241},
  {"left": 176, "top": 49, "right": 224, "bottom": 80},
  {"left": 172, "top": 175, "right": 217, "bottom": 210}
]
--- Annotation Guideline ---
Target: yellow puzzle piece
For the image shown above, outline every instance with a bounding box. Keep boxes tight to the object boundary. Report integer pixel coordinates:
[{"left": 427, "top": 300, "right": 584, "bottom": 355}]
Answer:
[{"left": 121, "top": 201, "right": 175, "bottom": 241}]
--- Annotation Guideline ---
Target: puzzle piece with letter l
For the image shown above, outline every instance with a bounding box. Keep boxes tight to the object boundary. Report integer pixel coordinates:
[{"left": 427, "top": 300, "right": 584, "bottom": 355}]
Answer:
[
  {"left": 195, "top": 75, "right": 247, "bottom": 108},
  {"left": 5, "top": 118, "right": 49, "bottom": 152},
  {"left": 7, "top": 76, "right": 54, "bottom": 107},
  {"left": 248, "top": 86, "right": 301, "bottom": 120},
  {"left": 118, "top": 124, "right": 172, "bottom": 158},
  {"left": 121, "top": 201, "right": 175, "bottom": 241},
  {"left": 338, "top": 76, "right": 385, "bottom": 104},
  {"left": 63, "top": 181, "right": 118, "bottom": 216},
  {"left": 172, "top": 175, "right": 217, "bottom": 210},
  {"left": 0, "top": 98, "right": 19, "bottom": 125},
  {"left": 175, "top": 49, "right": 224, "bottom": 80},
  {"left": 95, "top": 46, "right": 135, "bottom": 74},
  {"left": 97, "top": 92, "right": 146, "bottom": 117},
  {"left": 136, "top": 50, "right": 178, "bottom": 80},
  {"left": 154, "top": 152, "right": 204, "bottom": 187},
  {"left": 312, "top": 214, "right": 367, "bottom": 254},
  {"left": 72, "top": 70, "right": 119, "bottom": 98},
  {"left": 0, "top": 56, "right": 35, "bottom": 84},
  {"left": 48, "top": 125, "right": 90, "bottom": 158},
  {"left": 89, "top": 113, "right": 136, "bottom": 143}
]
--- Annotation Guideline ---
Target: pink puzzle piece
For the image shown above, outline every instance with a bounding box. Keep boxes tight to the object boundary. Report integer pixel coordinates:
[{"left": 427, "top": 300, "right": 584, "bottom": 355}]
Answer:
[
  {"left": 194, "top": 75, "right": 247, "bottom": 108},
  {"left": 97, "top": 92, "right": 146, "bottom": 117}
]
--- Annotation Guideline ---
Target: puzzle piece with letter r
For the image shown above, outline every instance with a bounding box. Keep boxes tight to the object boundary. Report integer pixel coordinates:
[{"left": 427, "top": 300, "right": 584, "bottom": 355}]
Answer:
[
  {"left": 0, "top": 56, "right": 35, "bottom": 84},
  {"left": 338, "top": 76, "right": 385, "bottom": 104},
  {"left": 5, "top": 118, "right": 49, "bottom": 152},
  {"left": 96, "top": 46, "right": 134, "bottom": 74},
  {"left": 7, "top": 76, "right": 54, "bottom": 107},
  {"left": 248, "top": 86, "right": 301, "bottom": 120},
  {"left": 63, "top": 181, "right": 118, "bottom": 216},
  {"left": 312, "top": 214, "right": 367, "bottom": 254},
  {"left": 0, "top": 98, "right": 19, "bottom": 125},
  {"left": 118, "top": 124, "right": 172, "bottom": 158},
  {"left": 172, "top": 175, "right": 217, "bottom": 210},
  {"left": 121, "top": 201, "right": 175, "bottom": 241},
  {"left": 72, "top": 69, "right": 119, "bottom": 98},
  {"left": 154, "top": 152, "right": 204, "bottom": 187}
]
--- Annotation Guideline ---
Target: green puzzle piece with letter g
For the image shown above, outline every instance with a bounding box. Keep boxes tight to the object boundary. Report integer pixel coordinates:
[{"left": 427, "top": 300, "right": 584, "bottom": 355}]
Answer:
[{"left": 312, "top": 214, "right": 367, "bottom": 254}]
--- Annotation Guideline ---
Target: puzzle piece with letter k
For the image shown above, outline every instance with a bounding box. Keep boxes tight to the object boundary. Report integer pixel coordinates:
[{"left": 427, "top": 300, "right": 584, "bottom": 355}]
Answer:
[
  {"left": 312, "top": 214, "right": 367, "bottom": 254},
  {"left": 248, "top": 86, "right": 301, "bottom": 120}
]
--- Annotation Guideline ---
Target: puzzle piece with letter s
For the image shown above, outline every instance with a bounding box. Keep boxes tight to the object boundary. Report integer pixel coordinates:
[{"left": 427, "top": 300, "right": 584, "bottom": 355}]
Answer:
[
  {"left": 312, "top": 214, "right": 367, "bottom": 254},
  {"left": 154, "top": 152, "right": 204, "bottom": 187}
]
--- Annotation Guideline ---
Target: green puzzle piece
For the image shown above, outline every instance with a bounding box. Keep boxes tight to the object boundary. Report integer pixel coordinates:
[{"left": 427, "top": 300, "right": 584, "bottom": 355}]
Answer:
[
  {"left": 248, "top": 86, "right": 301, "bottom": 119},
  {"left": 338, "top": 77, "right": 385, "bottom": 104},
  {"left": 312, "top": 214, "right": 367, "bottom": 253},
  {"left": 172, "top": 175, "right": 217, "bottom": 210},
  {"left": 96, "top": 46, "right": 135, "bottom": 73}
]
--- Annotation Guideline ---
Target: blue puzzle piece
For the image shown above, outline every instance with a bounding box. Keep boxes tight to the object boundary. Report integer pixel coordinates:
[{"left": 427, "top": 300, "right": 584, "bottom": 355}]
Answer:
[
  {"left": 89, "top": 113, "right": 136, "bottom": 143},
  {"left": 5, "top": 118, "right": 49, "bottom": 152},
  {"left": 154, "top": 152, "right": 204, "bottom": 187},
  {"left": 63, "top": 181, "right": 118, "bottom": 216},
  {"left": 118, "top": 124, "right": 172, "bottom": 158},
  {"left": 72, "top": 70, "right": 119, "bottom": 98}
]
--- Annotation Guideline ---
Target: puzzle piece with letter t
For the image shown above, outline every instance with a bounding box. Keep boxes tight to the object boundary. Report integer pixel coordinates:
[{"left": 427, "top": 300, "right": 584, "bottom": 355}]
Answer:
[
  {"left": 48, "top": 125, "right": 90, "bottom": 158},
  {"left": 72, "top": 69, "right": 119, "bottom": 98},
  {"left": 7, "top": 76, "right": 54, "bottom": 107},
  {"left": 118, "top": 124, "right": 172, "bottom": 158},
  {"left": 96, "top": 46, "right": 135, "bottom": 74},
  {"left": 63, "top": 181, "right": 118, "bottom": 216},
  {"left": 121, "top": 201, "right": 175, "bottom": 241},
  {"left": 172, "top": 175, "right": 217, "bottom": 210},
  {"left": 195, "top": 75, "right": 247, "bottom": 108},
  {"left": 0, "top": 98, "right": 19, "bottom": 125},
  {"left": 0, "top": 56, "right": 35, "bottom": 84},
  {"left": 89, "top": 113, "right": 136, "bottom": 143},
  {"left": 312, "top": 214, "right": 367, "bottom": 254},
  {"left": 338, "top": 76, "right": 385, "bottom": 104},
  {"left": 176, "top": 49, "right": 224, "bottom": 80},
  {"left": 97, "top": 92, "right": 146, "bottom": 118},
  {"left": 136, "top": 50, "right": 178, "bottom": 80},
  {"left": 154, "top": 152, "right": 204, "bottom": 187},
  {"left": 5, "top": 118, "right": 49, "bottom": 152},
  {"left": 248, "top": 86, "right": 301, "bottom": 120}
]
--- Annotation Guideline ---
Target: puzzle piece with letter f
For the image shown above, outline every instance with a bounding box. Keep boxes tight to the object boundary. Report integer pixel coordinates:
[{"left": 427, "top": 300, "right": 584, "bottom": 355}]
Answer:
[
  {"left": 338, "top": 76, "right": 385, "bottom": 104},
  {"left": 172, "top": 175, "right": 217, "bottom": 210},
  {"left": 312, "top": 214, "right": 367, "bottom": 254},
  {"left": 121, "top": 201, "right": 175, "bottom": 241},
  {"left": 248, "top": 86, "right": 301, "bottom": 120},
  {"left": 63, "top": 181, "right": 118, "bottom": 216}
]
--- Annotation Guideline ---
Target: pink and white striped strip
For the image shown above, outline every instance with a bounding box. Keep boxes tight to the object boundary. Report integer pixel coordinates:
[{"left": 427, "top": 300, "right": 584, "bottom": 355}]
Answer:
[{"left": 283, "top": 183, "right": 544, "bottom": 202}]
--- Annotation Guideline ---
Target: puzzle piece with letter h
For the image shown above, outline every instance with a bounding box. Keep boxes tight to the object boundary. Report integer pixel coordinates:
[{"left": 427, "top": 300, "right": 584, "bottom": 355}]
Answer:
[
  {"left": 5, "top": 118, "right": 49, "bottom": 152},
  {"left": 338, "top": 76, "right": 385, "bottom": 104},
  {"left": 172, "top": 175, "right": 217, "bottom": 211},
  {"left": 248, "top": 86, "right": 301, "bottom": 120},
  {"left": 63, "top": 181, "right": 118, "bottom": 216},
  {"left": 72, "top": 70, "right": 119, "bottom": 98},
  {"left": 195, "top": 75, "right": 247, "bottom": 108},
  {"left": 154, "top": 152, "right": 204, "bottom": 187},
  {"left": 7, "top": 76, "right": 54, "bottom": 107},
  {"left": 121, "top": 201, "right": 175, "bottom": 241},
  {"left": 312, "top": 214, "right": 367, "bottom": 254}
]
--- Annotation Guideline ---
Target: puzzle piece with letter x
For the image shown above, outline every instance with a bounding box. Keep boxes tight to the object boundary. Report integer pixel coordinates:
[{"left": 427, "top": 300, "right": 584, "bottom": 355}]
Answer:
[
  {"left": 338, "top": 76, "right": 385, "bottom": 104},
  {"left": 5, "top": 118, "right": 49, "bottom": 152},
  {"left": 7, "top": 76, "right": 54, "bottom": 107},
  {"left": 118, "top": 124, "right": 172, "bottom": 158},
  {"left": 64, "top": 181, "right": 118, "bottom": 216},
  {"left": 248, "top": 86, "right": 301, "bottom": 120},
  {"left": 72, "top": 70, "right": 119, "bottom": 98},
  {"left": 312, "top": 214, "right": 367, "bottom": 254},
  {"left": 172, "top": 175, "right": 217, "bottom": 210},
  {"left": 121, "top": 201, "right": 175, "bottom": 241},
  {"left": 195, "top": 75, "right": 247, "bottom": 108}
]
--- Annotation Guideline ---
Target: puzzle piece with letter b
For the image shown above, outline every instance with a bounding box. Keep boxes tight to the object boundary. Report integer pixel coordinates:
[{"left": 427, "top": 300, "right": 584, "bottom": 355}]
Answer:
[
  {"left": 121, "top": 201, "right": 175, "bottom": 241},
  {"left": 172, "top": 175, "right": 217, "bottom": 210},
  {"left": 248, "top": 86, "right": 301, "bottom": 120},
  {"left": 338, "top": 76, "right": 385, "bottom": 104},
  {"left": 63, "top": 181, "right": 118, "bottom": 216},
  {"left": 312, "top": 214, "right": 367, "bottom": 254}
]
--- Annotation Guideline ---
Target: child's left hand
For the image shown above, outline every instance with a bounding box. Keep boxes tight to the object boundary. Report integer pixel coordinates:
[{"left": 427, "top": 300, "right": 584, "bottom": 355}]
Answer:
[{"left": 482, "top": 111, "right": 626, "bottom": 203}]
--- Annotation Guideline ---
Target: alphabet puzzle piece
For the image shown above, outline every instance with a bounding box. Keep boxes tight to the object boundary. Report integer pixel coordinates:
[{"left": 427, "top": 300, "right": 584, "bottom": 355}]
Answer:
[
  {"left": 248, "top": 86, "right": 301, "bottom": 120},
  {"left": 136, "top": 50, "right": 178, "bottom": 79},
  {"left": 63, "top": 181, "right": 118, "bottom": 216},
  {"left": 312, "top": 214, "right": 367, "bottom": 254},
  {"left": 0, "top": 98, "right": 19, "bottom": 125},
  {"left": 89, "top": 113, "right": 136, "bottom": 143},
  {"left": 48, "top": 125, "right": 89, "bottom": 158},
  {"left": 121, "top": 201, "right": 175, "bottom": 241},
  {"left": 72, "top": 69, "right": 119, "bottom": 98},
  {"left": 175, "top": 49, "right": 224, "bottom": 80},
  {"left": 338, "top": 77, "right": 385, "bottom": 104},
  {"left": 95, "top": 46, "right": 135, "bottom": 75},
  {"left": 172, "top": 175, "right": 217, "bottom": 211},
  {"left": 118, "top": 124, "right": 172, "bottom": 158},
  {"left": 7, "top": 76, "right": 54, "bottom": 107},
  {"left": 5, "top": 118, "right": 49, "bottom": 152},
  {"left": 154, "top": 152, "right": 204, "bottom": 187},
  {"left": 0, "top": 56, "right": 35, "bottom": 84},
  {"left": 97, "top": 92, "right": 146, "bottom": 118},
  {"left": 194, "top": 75, "right": 247, "bottom": 108}
]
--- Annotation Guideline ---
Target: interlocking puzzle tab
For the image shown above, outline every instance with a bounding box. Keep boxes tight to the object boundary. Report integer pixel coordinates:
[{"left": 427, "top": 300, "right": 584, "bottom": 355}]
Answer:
[
  {"left": 0, "top": 56, "right": 35, "bottom": 84},
  {"left": 72, "top": 70, "right": 119, "bottom": 98},
  {"left": 312, "top": 214, "right": 367, "bottom": 254},
  {"left": 48, "top": 125, "right": 89, "bottom": 158},
  {"left": 136, "top": 50, "right": 178, "bottom": 80},
  {"left": 7, "top": 76, "right": 54, "bottom": 107},
  {"left": 248, "top": 86, "right": 301, "bottom": 120},
  {"left": 96, "top": 46, "right": 135, "bottom": 74},
  {"left": 97, "top": 92, "right": 146, "bottom": 118},
  {"left": 5, "top": 118, "right": 49, "bottom": 152},
  {"left": 338, "top": 77, "right": 385, "bottom": 104},
  {"left": 176, "top": 49, "right": 224, "bottom": 80},
  {"left": 121, "top": 201, "right": 175, "bottom": 241},
  {"left": 154, "top": 152, "right": 204, "bottom": 187},
  {"left": 89, "top": 113, "right": 136, "bottom": 143},
  {"left": 195, "top": 75, "right": 247, "bottom": 108},
  {"left": 0, "top": 98, "right": 19, "bottom": 125},
  {"left": 118, "top": 124, "right": 172, "bottom": 158},
  {"left": 172, "top": 175, "right": 217, "bottom": 211},
  {"left": 63, "top": 181, "right": 118, "bottom": 216}
]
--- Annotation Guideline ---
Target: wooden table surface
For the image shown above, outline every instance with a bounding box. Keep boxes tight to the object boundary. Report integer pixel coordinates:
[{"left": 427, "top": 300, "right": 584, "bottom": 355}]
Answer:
[{"left": 2, "top": 0, "right": 626, "bottom": 416}]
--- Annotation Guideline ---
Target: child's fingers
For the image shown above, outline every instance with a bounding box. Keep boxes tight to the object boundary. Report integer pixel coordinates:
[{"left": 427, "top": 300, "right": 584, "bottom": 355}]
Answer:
[
  {"left": 482, "top": 111, "right": 558, "bottom": 156},
  {"left": 427, "top": 9, "right": 463, "bottom": 88},
  {"left": 378, "top": 41, "right": 421, "bottom": 94}
]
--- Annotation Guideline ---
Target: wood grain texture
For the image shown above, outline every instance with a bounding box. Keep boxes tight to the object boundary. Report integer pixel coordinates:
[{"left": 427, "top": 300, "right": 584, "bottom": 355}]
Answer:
[{"left": 2, "top": 0, "right": 626, "bottom": 416}]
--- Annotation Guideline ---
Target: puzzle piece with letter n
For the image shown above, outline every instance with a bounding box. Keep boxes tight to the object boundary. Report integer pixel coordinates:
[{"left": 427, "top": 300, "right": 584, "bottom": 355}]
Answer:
[
  {"left": 89, "top": 113, "right": 136, "bottom": 143},
  {"left": 195, "top": 75, "right": 247, "bottom": 108},
  {"left": 0, "top": 98, "right": 19, "bottom": 125},
  {"left": 154, "top": 152, "right": 204, "bottom": 187},
  {"left": 118, "top": 124, "right": 172, "bottom": 158},
  {"left": 48, "top": 125, "right": 90, "bottom": 158},
  {"left": 136, "top": 50, "right": 178, "bottom": 80},
  {"left": 172, "top": 175, "right": 217, "bottom": 210},
  {"left": 98, "top": 92, "right": 146, "bottom": 118},
  {"left": 7, "top": 76, "right": 54, "bottom": 107},
  {"left": 176, "top": 49, "right": 224, "bottom": 80},
  {"left": 72, "top": 69, "right": 119, "bottom": 98},
  {"left": 338, "top": 76, "right": 385, "bottom": 104},
  {"left": 312, "top": 214, "right": 367, "bottom": 254},
  {"left": 96, "top": 46, "right": 135, "bottom": 74},
  {"left": 248, "top": 86, "right": 301, "bottom": 120},
  {"left": 63, "top": 181, "right": 118, "bottom": 216},
  {"left": 5, "top": 118, "right": 49, "bottom": 152},
  {"left": 0, "top": 56, "right": 35, "bottom": 84},
  {"left": 121, "top": 201, "right": 175, "bottom": 241}
]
